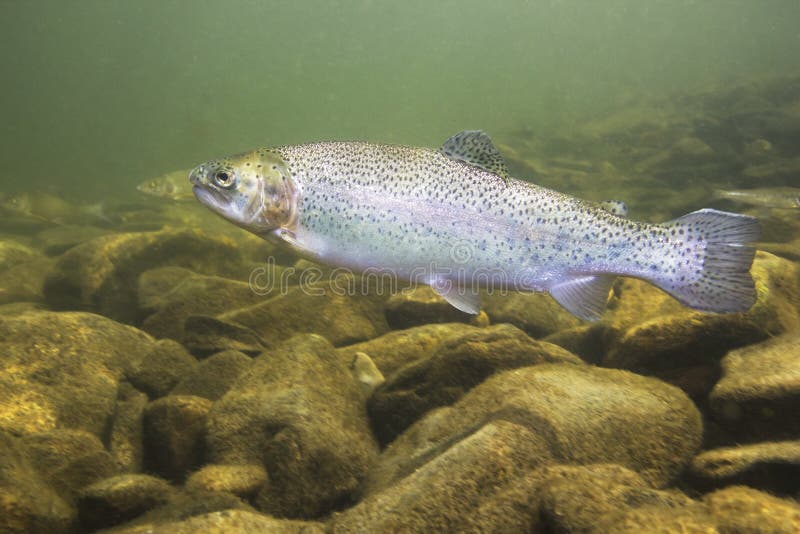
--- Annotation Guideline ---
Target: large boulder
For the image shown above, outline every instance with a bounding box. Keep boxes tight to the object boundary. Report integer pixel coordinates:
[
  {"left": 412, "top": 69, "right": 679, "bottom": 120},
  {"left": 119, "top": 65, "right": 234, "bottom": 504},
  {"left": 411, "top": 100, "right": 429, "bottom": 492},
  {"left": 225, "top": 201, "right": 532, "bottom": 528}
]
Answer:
[
  {"left": 709, "top": 332, "right": 800, "bottom": 441},
  {"left": 0, "top": 432, "right": 75, "bottom": 534},
  {"left": 0, "top": 310, "right": 154, "bottom": 438},
  {"left": 367, "top": 324, "right": 582, "bottom": 445},
  {"left": 331, "top": 420, "right": 549, "bottom": 532},
  {"left": 206, "top": 335, "right": 379, "bottom": 518},
  {"left": 366, "top": 364, "right": 701, "bottom": 495}
]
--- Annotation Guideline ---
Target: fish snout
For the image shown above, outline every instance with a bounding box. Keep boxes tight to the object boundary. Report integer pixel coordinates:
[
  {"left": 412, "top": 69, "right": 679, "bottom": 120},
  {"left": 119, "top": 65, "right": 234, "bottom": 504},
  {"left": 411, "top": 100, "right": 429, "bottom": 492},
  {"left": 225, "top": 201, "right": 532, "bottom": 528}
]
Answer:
[{"left": 188, "top": 166, "right": 205, "bottom": 186}]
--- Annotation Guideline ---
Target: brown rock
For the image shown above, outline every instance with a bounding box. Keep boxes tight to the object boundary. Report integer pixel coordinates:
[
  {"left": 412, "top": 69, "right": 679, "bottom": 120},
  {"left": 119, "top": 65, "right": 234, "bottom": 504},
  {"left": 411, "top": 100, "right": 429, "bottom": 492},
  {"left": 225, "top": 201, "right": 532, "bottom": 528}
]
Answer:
[
  {"left": 690, "top": 440, "right": 800, "bottom": 494},
  {"left": 171, "top": 350, "right": 253, "bottom": 401},
  {"left": 367, "top": 324, "right": 583, "bottom": 445},
  {"left": 219, "top": 280, "right": 389, "bottom": 347},
  {"left": 185, "top": 464, "right": 268, "bottom": 501},
  {"left": 207, "top": 335, "right": 378, "bottom": 518},
  {"left": 43, "top": 229, "right": 256, "bottom": 323},
  {"left": 366, "top": 364, "right": 701, "bottom": 494},
  {"left": 710, "top": 332, "right": 800, "bottom": 440},
  {"left": 77, "top": 474, "right": 174, "bottom": 531},
  {"left": 143, "top": 396, "right": 211, "bottom": 482},
  {"left": 331, "top": 420, "right": 549, "bottom": 533},
  {"left": 127, "top": 339, "right": 198, "bottom": 398},
  {"left": 0, "top": 310, "right": 154, "bottom": 439}
]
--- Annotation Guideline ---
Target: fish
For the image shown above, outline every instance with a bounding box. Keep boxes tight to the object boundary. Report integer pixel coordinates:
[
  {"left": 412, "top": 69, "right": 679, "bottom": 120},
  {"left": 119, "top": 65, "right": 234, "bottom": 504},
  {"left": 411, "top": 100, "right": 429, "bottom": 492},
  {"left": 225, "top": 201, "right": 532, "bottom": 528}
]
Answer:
[
  {"left": 0, "top": 191, "right": 108, "bottom": 225},
  {"left": 137, "top": 169, "right": 195, "bottom": 201},
  {"left": 712, "top": 187, "right": 800, "bottom": 210},
  {"left": 189, "top": 130, "right": 760, "bottom": 320}
]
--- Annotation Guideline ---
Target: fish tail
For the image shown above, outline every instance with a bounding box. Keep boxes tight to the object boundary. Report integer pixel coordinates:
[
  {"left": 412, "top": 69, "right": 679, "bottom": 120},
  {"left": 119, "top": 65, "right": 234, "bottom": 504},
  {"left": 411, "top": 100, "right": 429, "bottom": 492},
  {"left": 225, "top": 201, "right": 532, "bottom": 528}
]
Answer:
[{"left": 653, "top": 209, "right": 760, "bottom": 313}]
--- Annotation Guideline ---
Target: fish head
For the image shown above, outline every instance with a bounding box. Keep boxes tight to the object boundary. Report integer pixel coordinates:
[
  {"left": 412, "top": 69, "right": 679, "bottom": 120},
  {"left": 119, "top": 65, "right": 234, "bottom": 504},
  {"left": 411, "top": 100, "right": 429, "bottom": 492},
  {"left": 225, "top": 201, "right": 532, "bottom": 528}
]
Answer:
[
  {"left": 189, "top": 149, "right": 298, "bottom": 235},
  {"left": 1, "top": 193, "right": 32, "bottom": 215}
]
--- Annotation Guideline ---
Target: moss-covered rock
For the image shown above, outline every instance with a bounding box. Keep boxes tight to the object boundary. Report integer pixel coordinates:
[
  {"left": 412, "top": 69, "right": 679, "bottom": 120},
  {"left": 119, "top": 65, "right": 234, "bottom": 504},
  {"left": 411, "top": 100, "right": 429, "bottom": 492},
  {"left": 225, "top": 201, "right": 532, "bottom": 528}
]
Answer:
[
  {"left": 171, "top": 350, "right": 253, "bottom": 401},
  {"left": 710, "top": 332, "right": 800, "bottom": 441},
  {"left": 0, "top": 310, "right": 154, "bottom": 439},
  {"left": 366, "top": 364, "right": 701, "bottom": 495},
  {"left": 331, "top": 420, "right": 549, "bottom": 533},
  {"left": 336, "top": 323, "right": 488, "bottom": 377},
  {"left": 206, "top": 335, "right": 378, "bottom": 518},
  {"left": 138, "top": 267, "right": 268, "bottom": 344},
  {"left": 185, "top": 464, "right": 267, "bottom": 501},
  {"left": 0, "top": 432, "right": 75, "bottom": 534},
  {"left": 77, "top": 474, "right": 174, "bottom": 531},
  {"left": 690, "top": 440, "right": 800, "bottom": 494},
  {"left": 143, "top": 396, "right": 211, "bottom": 482},
  {"left": 127, "top": 339, "right": 198, "bottom": 399},
  {"left": 218, "top": 280, "right": 389, "bottom": 348},
  {"left": 368, "top": 324, "right": 583, "bottom": 445},
  {"left": 43, "top": 229, "right": 257, "bottom": 323}
]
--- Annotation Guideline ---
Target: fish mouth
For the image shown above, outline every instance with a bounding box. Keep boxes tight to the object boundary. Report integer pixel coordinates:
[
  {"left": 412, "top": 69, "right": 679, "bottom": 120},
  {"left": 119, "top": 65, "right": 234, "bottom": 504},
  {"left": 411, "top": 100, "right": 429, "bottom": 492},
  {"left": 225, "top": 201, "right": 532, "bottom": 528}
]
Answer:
[{"left": 192, "top": 185, "right": 222, "bottom": 207}]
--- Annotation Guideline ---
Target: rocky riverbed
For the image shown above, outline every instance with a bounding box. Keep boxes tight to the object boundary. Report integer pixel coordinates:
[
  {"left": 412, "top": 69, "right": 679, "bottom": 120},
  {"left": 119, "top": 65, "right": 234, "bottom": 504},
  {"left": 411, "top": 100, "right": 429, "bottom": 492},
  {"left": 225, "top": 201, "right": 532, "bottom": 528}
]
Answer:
[{"left": 1, "top": 76, "right": 799, "bottom": 533}]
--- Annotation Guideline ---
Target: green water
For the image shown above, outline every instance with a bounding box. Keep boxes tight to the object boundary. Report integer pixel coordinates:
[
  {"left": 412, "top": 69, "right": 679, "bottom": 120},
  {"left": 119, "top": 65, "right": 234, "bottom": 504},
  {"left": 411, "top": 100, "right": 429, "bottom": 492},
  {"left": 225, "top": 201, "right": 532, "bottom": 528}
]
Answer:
[{"left": 1, "top": 0, "right": 799, "bottom": 199}]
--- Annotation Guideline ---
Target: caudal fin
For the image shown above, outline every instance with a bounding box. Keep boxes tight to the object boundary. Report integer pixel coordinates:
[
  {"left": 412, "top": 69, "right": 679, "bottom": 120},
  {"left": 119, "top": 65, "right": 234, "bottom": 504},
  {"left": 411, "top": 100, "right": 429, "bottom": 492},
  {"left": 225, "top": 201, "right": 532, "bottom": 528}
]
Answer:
[{"left": 656, "top": 209, "right": 760, "bottom": 313}]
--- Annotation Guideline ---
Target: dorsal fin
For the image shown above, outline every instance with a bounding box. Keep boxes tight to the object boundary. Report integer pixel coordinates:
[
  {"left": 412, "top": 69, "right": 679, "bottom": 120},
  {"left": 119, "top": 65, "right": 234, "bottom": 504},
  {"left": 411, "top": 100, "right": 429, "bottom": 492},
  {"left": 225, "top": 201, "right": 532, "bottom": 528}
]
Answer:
[
  {"left": 598, "top": 200, "right": 629, "bottom": 218},
  {"left": 441, "top": 130, "right": 510, "bottom": 184}
]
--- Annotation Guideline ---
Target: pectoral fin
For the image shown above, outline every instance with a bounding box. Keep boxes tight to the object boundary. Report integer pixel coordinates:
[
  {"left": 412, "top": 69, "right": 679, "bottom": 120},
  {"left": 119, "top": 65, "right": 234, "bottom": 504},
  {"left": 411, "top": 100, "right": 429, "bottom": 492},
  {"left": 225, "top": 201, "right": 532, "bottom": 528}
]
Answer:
[
  {"left": 428, "top": 278, "right": 481, "bottom": 314},
  {"left": 549, "top": 275, "right": 615, "bottom": 321}
]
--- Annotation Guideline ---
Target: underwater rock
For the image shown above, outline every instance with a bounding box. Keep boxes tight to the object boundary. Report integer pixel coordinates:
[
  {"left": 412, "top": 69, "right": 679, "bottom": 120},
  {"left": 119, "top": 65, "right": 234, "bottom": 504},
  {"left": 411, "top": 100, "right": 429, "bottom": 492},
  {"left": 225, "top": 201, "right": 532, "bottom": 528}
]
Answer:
[
  {"left": 138, "top": 267, "right": 267, "bottom": 344},
  {"left": 0, "top": 239, "right": 42, "bottom": 270},
  {"left": 709, "top": 332, "right": 800, "bottom": 441},
  {"left": 181, "top": 315, "right": 268, "bottom": 356},
  {"left": 142, "top": 395, "right": 211, "bottom": 482},
  {"left": 0, "top": 432, "right": 75, "bottom": 534},
  {"left": 0, "top": 310, "right": 154, "bottom": 439},
  {"left": 33, "top": 224, "right": 114, "bottom": 255},
  {"left": 368, "top": 324, "right": 583, "bottom": 446},
  {"left": 0, "top": 255, "right": 54, "bottom": 305},
  {"left": 77, "top": 474, "right": 174, "bottom": 531},
  {"left": 218, "top": 280, "right": 389, "bottom": 348},
  {"left": 336, "top": 323, "right": 489, "bottom": 377},
  {"left": 109, "top": 382, "right": 148, "bottom": 473},
  {"left": 171, "top": 350, "right": 253, "bottom": 401},
  {"left": 348, "top": 351, "right": 385, "bottom": 395},
  {"left": 21, "top": 429, "right": 117, "bottom": 503},
  {"left": 537, "top": 464, "right": 699, "bottom": 533},
  {"left": 364, "top": 364, "right": 701, "bottom": 496},
  {"left": 127, "top": 339, "right": 198, "bottom": 399},
  {"left": 331, "top": 420, "right": 549, "bottom": 533},
  {"left": 689, "top": 440, "right": 800, "bottom": 494},
  {"left": 603, "top": 310, "right": 765, "bottom": 400},
  {"left": 43, "top": 229, "right": 255, "bottom": 324},
  {"left": 746, "top": 251, "right": 800, "bottom": 335},
  {"left": 185, "top": 464, "right": 268, "bottom": 501},
  {"left": 383, "top": 285, "right": 485, "bottom": 328},
  {"left": 703, "top": 485, "right": 800, "bottom": 533},
  {"left": 110, "top": 509, "right": 325, "bottom": 534},
  {"left": 95, "top": 489, "right": 254, "bottom": 533},
  {"left": 481, "top": 290, "right": 582, "bottom": 338},
  {"left": 542, "top": 322, "right": 620, "bottom": 365},
  {"left": 206, "top": 335, "right": 378, "bottom": 518}
]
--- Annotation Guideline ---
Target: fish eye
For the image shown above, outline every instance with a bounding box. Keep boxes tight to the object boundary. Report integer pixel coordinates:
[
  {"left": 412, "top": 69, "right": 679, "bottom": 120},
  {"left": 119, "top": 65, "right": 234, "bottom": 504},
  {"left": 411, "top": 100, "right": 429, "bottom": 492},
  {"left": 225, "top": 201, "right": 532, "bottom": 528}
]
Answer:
[{"left": 213, "top": 170, "right": 236, "bottom": 189}]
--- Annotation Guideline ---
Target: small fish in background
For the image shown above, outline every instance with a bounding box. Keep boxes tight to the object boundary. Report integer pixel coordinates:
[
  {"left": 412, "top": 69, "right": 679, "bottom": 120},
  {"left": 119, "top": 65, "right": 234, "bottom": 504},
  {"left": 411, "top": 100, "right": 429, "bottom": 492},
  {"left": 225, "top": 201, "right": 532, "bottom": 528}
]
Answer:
[
  {"left": 712, "top": 187, "right": 800, "bottom": 210},
  {"left": 137, "top": 169, "right": 195, "bottom": 201},
  {"left": 0, "top": 191, "right": 110, "bottom": 225}
]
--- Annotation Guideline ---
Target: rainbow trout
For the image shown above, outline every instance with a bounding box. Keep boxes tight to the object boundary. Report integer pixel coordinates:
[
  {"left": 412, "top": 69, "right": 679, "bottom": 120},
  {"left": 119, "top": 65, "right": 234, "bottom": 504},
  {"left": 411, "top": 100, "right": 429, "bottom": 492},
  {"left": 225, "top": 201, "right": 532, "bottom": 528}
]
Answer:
[{"left": 189, "top": 131, "right": 759, "bottom": 320}]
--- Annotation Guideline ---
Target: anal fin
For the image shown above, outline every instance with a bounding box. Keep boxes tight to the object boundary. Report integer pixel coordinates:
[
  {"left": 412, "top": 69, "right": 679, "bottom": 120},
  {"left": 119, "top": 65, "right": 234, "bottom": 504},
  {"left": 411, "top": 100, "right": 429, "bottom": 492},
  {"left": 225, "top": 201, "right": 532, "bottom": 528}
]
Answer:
[{"left": 549, "top": 275, "right": 615, "bottom": 321}]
